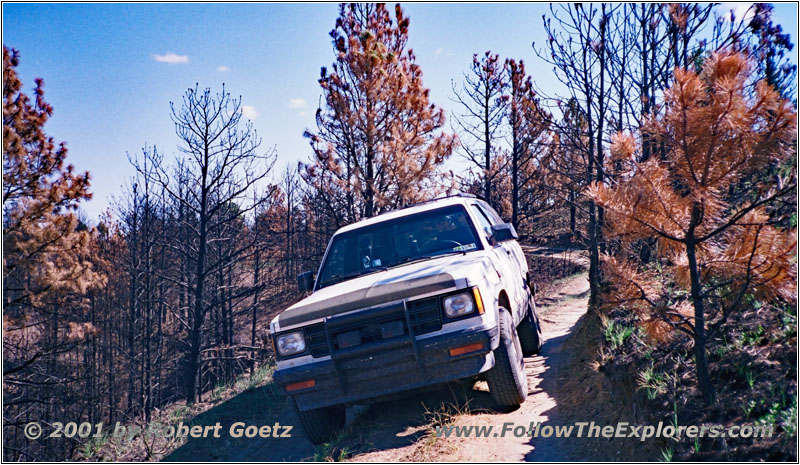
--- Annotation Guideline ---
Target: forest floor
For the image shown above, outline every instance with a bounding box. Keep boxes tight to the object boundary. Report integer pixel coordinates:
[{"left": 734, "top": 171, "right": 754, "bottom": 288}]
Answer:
[{"left": 84, "top": 248, "right": 657, "bottom": 462}]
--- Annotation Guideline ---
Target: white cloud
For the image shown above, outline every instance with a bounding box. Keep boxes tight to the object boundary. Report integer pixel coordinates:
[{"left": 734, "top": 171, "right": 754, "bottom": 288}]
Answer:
[
  {"left": 152, "top": 52, "right": 189, "bottom": 64},
  {"left": 217, "top": 65, "right": 230, "bottom": 72},
  {"left": 719, "top": 3, "right": 755, "bottom": 22},
  {"left": 242, "top": 105, "right": 259, "bottom": 120},
  {"left": 288, "top": 98, "right": 307, "bottom": 109},
  {"left": 434, "top": 48, "right": 445, "bottom": 56},
  {"left": 299, "top": 110, "right": 309, "bottom": 117}
]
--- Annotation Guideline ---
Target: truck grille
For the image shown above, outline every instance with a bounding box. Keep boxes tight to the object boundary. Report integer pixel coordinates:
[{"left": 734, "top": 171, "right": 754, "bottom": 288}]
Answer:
[
  {"left": 303, "top": 297, "right": 442, "bottom": 358},
  {"left": 305, "top": 324, "right": 331, "bottom": 358}
]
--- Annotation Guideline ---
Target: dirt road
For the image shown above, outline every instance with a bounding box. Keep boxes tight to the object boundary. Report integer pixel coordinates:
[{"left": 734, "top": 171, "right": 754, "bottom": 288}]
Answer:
[
  {"left": 165, "top": 250, "right": 607, "bottom": 462},
  {"left": 354, "top": 257, "right": 592, "bottom": 461}
]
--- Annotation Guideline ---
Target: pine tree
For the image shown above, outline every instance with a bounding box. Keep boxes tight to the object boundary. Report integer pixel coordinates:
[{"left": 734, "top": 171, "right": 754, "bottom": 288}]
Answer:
[
  {"left": 3, "top": 46, "right": 100, "bottom": 309},
  {"left": 548, "top": 98, "right": 590, "bottom": 237},
  {"left": 138, "top": 85, "right": 277, "bottom": 403},
  {"left": 302, "top": 3, "right": 457, "bottom": 223},
  {"left": 506, "top": 58, "right": 552, "bottom": 229},
  {"left": 588, "top": 51, "right": 796, "bottom": 403},
  {"left": 3, "top": 45, "right": 104, "bottom": 460},
  {"left": 451, "top": 51, "right": 507, "bottom": 209}
]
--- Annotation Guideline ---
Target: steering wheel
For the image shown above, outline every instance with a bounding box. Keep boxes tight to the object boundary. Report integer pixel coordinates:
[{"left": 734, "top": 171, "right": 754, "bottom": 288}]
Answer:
[{"left": 421, "top": 239, "right": 462, "bottom": 254}]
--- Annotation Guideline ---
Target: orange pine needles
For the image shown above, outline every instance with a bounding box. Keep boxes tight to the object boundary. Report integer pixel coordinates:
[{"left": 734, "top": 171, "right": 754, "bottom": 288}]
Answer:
[
  {"left": 588, "top": 51, "right": 796, "bottom": 399},
  {"left": 3, "top": 46, "right": 105, "bottom": 311},
  {"left": 302, "top": 4, "right": 457, "bottom": 221}
]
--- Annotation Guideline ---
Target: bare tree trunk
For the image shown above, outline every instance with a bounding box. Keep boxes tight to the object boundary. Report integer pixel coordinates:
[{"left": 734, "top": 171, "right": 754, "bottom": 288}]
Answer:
[
  {"left": 569, "top": 189, "right": 576, "bottom": 234},
  {"left": 687, "top": 204, "right": 715, "bottom": 405},
  {"left": 251, "top": 247, "right": 261, "bottom": 373},
  {"left": 484, "top": 89, "right": 492, "bottom": 205}
]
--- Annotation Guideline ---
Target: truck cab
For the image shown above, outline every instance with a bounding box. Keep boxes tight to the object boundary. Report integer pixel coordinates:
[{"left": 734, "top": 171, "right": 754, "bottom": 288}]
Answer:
[{"left": 269, "top": 194, "right": 542, "bottom": 443}]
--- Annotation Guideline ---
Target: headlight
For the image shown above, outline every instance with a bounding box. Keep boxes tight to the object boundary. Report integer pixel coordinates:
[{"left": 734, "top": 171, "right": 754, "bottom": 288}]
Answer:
[
  {"left": 443, "top": 292, "right": 475, "bottom": 318},
  {"left": 276, "top": 331, "right": 306, "bottom": 356}
]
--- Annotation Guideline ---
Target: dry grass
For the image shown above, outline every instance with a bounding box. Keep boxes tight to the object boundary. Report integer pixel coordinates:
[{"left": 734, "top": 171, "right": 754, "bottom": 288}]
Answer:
[
  {"left": 77, "top": 364, "right": 282, "bottom": 462},
  {"left": 599, "top": 300, "right": 797, "bottom": 461}
]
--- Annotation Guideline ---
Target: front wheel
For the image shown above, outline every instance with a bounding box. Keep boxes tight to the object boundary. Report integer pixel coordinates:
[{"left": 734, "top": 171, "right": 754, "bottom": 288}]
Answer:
[
  {"left": 486, "top": 308, "right": 528, "bottom": 409},
  {"left": 293, "top": 399, "right": 345, "bottom": 444}
]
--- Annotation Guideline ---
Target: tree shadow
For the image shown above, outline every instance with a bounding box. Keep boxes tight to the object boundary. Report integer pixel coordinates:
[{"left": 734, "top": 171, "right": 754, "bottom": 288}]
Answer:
[
  {"left": 308, "top": 331, "right": 574, "bottom": 461},
  {"left": 162, "top": 383, "right": 308, "bottom": 462},
  {"left": 165, "top": 268, "right": 592, "bottom": 461},
  {"left": 162, "top": 346, "right": 565, "bottom": 462},
  {"left": 522, "top": 309, "right": 645, "bottom": 462}
]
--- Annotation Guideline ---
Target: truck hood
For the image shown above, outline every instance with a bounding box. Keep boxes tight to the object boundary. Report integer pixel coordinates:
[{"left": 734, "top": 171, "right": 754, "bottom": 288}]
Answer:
[{"left": 273, "top": 250, "right": 498, "bottom": 329}]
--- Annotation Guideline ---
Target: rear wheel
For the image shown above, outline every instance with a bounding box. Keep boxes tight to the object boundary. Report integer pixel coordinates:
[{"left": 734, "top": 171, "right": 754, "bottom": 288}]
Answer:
[
  {"left": 293, "top": 399, "right": 345, "bottom": 444},
  {"left": 517, "top": 299, "right": 543, "bottom": 356},
  {"left": 486, "top": 308, "right": 528, "bottom": 409}
]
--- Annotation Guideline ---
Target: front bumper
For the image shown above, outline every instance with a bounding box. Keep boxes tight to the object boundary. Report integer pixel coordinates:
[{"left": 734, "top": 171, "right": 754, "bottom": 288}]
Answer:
[{"left": 273, "top": 322, "right": 500, "bottom": 411}]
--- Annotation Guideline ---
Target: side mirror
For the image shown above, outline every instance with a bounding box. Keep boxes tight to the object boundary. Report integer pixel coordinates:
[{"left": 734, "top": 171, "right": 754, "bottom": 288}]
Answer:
[
  {"left": 491, "top": 223, "right": 518, "bottom": 243},
  {"left": 297, "top": 271, "right": 315, "bottom": 292}
]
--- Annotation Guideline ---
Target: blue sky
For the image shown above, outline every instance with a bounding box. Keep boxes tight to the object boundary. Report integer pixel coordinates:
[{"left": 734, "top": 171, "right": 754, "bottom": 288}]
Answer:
[{"left": 3, "top": 2, "right": 797, "bottom": 219}]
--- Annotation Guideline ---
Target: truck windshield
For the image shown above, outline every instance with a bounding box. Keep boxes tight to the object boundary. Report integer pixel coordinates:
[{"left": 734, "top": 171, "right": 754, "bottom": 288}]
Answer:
[{"left": 316, "top": 205, "right": 482, "bottom": 290}]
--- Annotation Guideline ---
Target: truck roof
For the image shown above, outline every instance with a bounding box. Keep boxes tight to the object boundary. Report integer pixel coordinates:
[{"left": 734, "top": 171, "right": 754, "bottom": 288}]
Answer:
[{"left": 336, "top": 194, "right": 480, "bottom": 235}]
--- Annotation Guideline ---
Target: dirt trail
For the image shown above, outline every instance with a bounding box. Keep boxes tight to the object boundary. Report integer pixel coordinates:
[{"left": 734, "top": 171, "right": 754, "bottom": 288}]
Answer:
[
  {"left": 354, "top": 254, "right": 591, "bottom": 462},
  {"left": 165, "top": 249, "right": 602, "bottom": 462}
]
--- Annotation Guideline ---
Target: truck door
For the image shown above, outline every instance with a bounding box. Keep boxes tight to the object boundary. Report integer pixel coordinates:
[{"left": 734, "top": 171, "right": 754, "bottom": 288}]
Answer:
[{"left": 469, "top": 204, "right": 526, "bottom": 320}]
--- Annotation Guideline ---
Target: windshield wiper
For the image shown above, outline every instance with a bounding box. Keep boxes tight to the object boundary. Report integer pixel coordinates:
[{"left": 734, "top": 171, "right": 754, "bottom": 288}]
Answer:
[
  {"left": 343, "top": 266, "right": 388, "bottom": 280},
  {"left": 317, "top": 274, "right": 344, "bottom": 288},
  {"left": 318, "top": 266, "right": 388, "bottom": 289},
  {"left": 392, "top": 250, "right": 463, "bottom": 268}
]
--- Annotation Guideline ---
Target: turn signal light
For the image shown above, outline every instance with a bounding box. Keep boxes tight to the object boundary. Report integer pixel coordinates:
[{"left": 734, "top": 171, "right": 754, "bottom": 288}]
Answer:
[
  {"left": 449, "top": 342, "right": 484, "bottom": 357},
  {"left": 472, "top": 287, "right": 485, "bottom": 314},
  {"left": 285, "top": 379, "right": 316, "bottom": 392}
]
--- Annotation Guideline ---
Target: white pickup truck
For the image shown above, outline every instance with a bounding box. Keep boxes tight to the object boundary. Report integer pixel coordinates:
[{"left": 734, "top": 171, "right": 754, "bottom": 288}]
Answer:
[{"left": 269, "top": 194, "right": 542, "bottom": 443}]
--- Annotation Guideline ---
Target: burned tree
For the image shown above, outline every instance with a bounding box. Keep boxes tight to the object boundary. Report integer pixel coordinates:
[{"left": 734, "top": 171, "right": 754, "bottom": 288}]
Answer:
[
  {"left": 141, "top": 85, "right": 276, "bottom": 402},
  {"left": 303, "top": 3, "right": 457, "bottom": 223}
]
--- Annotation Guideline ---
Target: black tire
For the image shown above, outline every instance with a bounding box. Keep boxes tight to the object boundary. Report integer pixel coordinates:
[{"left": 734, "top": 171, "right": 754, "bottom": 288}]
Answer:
[
  {"left": 517, "top": 299, "right": 543, "bottom": 356},
  {"left": 293, "top": 398, "right": 345, "bottom": 444},
  {"left": 486, "top": 308, "right": 528, "bottom": 409}
]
